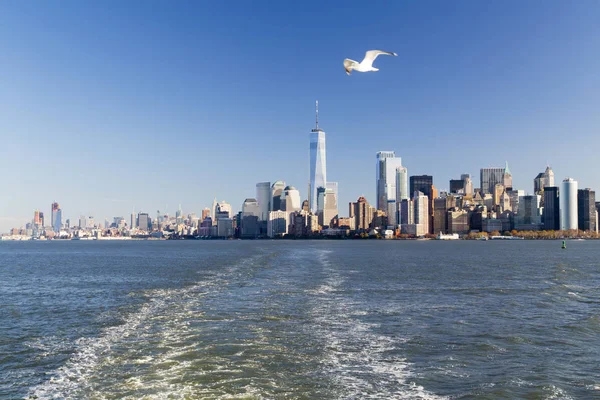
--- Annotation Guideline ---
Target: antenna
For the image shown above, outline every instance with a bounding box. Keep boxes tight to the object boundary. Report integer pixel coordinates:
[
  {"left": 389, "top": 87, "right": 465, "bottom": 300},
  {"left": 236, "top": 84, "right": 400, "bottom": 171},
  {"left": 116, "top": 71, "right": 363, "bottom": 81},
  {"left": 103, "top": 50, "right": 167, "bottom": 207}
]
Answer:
[{"left": 316, "top": 100, "right": 319, "bottom": 129}]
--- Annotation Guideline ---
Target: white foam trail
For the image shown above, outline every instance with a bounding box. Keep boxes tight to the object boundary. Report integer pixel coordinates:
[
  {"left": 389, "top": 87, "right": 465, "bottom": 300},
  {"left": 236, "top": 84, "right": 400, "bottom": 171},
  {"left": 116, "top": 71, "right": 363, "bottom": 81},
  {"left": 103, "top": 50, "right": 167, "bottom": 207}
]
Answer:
[
  {"left": 306, "top": 249, "right": 447, "bottom": 400},
  {"left": 27, "top": 254, "right": 265, "bottom": 399}
]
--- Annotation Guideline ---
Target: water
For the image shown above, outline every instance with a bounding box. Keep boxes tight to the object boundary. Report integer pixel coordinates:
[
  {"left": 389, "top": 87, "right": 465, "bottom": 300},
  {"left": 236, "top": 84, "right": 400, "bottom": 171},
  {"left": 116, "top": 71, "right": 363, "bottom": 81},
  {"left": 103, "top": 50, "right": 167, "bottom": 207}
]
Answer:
[{"left": 1, "top": 240, "right": 600, "bottom": 399}]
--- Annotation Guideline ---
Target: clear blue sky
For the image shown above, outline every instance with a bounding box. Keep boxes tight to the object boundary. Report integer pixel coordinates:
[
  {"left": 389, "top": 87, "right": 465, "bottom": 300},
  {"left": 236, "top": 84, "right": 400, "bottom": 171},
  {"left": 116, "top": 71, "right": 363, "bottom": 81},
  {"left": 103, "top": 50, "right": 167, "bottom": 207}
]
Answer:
[{"left": 1, "top": 0, "right": 600, "bottom": 231}]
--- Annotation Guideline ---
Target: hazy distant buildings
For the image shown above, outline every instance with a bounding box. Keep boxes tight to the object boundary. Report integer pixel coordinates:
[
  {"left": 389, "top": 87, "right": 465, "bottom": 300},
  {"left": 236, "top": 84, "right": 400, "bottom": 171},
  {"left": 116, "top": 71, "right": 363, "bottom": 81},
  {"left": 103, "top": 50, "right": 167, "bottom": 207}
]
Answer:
[
  {"left": 51, "top": 202, "right": 62, "bottom": 232},
  {"left": 578, "top": 188, "right": 596, "bottom": 232},
  {"left": 544, "top": 187, "right": 560, "bottom": 230},
  {"left": 376, "top": 151, "right": 402, "bottom": 211},
  {"left": 560, "top": 178, "right": 578, "bottom": 231},
  {"left": 309, "top": 101, "right": 327, "bottom": 213},
  {"left": 138, "top": 213, "right": 149, "bottom": 232}
]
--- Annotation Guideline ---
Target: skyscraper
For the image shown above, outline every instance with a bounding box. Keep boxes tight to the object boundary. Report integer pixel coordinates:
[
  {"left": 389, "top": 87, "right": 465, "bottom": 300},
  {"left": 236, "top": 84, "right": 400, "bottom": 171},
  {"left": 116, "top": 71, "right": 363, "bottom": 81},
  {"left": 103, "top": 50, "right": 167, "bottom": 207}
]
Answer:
[
  {"left": 577, "top": 188, "right": 596, "bottom": 232},
  {"left": 376, "top": 151, "right": 403, "bottom": 211},
  {"left": 543, "top": 187, "right": 560, "bottom": 230},
  {"left": 320, "top": 189, "right": 338, "bottom": 228},
  {"left": 284, "top": 186, "right": 301, "bottom": 212},
  {"left": 256, "top": 182, "right": 271, "bottom": 221},
  {"left": 241, "top": 198, "right": 261, "bottom": 237},
  {"left": 271, "top": 181, "right": 286, "bottom": 211},
  {"left": 351, "top": 196, "right": 375, "bottom": 231},
  {"left": 409, "top": 175, "right": 433, "bottom": 200},
  {"left": 480, "top": 167, "right": 505, "bottom": 195},
  {"left": 503, "top": 162, "right": 513, "bottom": 190},
  {"left": 51, "top": 202, "right": 62, "bottom": 232},
  {"left": 138, "top": 213, "right": 150, "bottom": 232},
  {"left": 413, "top": 191, "right": 429, "bottom": 236},
  {"left": 395, "top": 166, "right": 409, "bottom": 202},
  {"left": 560, "top": 178, "right": 578, "bottom": 230},
  {"left": 544, "top": 166, "right": 555, "bottom": 188},
  {"left": 309, "top": 101, "right": 326, "bottom": 213}
]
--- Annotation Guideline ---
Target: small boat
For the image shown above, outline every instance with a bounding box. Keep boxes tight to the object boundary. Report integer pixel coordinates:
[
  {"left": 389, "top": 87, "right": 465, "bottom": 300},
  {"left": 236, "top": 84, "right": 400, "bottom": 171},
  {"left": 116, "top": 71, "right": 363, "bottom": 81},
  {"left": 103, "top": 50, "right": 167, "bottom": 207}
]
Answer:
[{"left": 562, "top": 240, "right": 567, "bottom": 249}]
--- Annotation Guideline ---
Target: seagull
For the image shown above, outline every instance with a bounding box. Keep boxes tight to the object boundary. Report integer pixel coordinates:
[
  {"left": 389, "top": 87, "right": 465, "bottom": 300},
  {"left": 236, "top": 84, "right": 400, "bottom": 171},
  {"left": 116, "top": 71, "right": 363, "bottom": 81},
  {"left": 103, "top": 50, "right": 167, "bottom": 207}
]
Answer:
[{"left": 344, "top": 50, "right": 397, "bottom": 75}]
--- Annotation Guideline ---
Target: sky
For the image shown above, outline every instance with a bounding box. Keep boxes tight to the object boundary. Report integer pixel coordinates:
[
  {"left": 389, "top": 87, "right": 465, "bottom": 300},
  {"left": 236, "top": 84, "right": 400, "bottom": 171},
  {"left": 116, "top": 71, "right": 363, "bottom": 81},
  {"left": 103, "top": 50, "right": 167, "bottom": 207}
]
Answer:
[{"left": 1, "top": 0, "right": 600, "bottom": 232}]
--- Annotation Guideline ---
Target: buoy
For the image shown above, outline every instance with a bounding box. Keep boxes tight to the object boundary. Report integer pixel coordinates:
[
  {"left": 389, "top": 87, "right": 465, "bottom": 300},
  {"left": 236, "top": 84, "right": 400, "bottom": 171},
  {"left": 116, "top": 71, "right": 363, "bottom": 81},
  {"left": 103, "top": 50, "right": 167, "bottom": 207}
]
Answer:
[{"left": 562, "top": 240, "right": 566, "bottom": 249}]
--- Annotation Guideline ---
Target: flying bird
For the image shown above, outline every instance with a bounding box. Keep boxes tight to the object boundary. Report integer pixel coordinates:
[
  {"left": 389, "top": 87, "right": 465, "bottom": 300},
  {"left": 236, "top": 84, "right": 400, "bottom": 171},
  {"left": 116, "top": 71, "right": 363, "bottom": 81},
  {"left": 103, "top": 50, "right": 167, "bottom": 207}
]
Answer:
[{"left": 344, "top": 50, "right": 397, "bottom": 75}]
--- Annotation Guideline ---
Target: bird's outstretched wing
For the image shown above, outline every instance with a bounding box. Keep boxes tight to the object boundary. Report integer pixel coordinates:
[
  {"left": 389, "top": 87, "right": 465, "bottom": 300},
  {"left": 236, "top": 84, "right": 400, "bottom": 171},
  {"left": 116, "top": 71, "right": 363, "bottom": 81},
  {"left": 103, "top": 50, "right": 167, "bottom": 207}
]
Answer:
[
  {"left": 361, "top": 50, "right": 397, "bottom": 68},
  {"left": 343, "top": 58, "right": 357, "bottom": 75}
]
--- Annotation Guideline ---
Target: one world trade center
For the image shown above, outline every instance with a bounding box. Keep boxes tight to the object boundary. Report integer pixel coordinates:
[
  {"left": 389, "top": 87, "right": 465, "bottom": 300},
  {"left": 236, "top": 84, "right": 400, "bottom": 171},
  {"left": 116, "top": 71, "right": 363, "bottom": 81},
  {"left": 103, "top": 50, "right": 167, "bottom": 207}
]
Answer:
[{"left": 309, "top": 101, "right": 327, "bottom": 213}]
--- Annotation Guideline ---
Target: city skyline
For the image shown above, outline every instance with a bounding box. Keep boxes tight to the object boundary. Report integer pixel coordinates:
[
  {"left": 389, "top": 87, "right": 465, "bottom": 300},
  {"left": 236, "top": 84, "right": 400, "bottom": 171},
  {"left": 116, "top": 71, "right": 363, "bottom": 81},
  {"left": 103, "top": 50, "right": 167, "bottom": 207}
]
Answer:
[{"left": 3, "top": 2, "right": 600, "bottom": 232}]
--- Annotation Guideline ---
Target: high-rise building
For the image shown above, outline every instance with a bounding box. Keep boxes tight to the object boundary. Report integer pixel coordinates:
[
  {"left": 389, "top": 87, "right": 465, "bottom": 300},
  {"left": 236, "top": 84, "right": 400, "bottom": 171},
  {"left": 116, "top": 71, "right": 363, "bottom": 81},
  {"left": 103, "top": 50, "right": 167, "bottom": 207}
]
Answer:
[
  {"left": 130, "top": 212, "right": 136, "bottom": 229},
  {"left": 309, "top": 101, "right": 327, "bottom": 213},
  {"left": 480, "top": 167, "right": 505, "bottom": 195},
  {"left": 560, "top": 178, "right": 578, "bottom": 230},
  {"left": 399, "top": 199, "right": 413, "bottom": 225},
  {"left": 79, "top": 215, "right": 87, "bottom": 229},
  {"left": 211, "top": 197, "right": 218, "bottom": 226},
  {"left": 256, "top": 182, "right": 271, "bottom": 221},
  {"left": 413, "top": 191, "right": 429, "bottom": 236},
  {"left": 326, "top": 181, "right": 338, "bottom": 204},
  {"left": 216, "top": 202, "right": 232, "bottom": 219},
  {"left": 461, "top": 174, "right": 474, "bottom": 196},
  {"left": 395, "top": 166, "right": 409, "bottom": 202},
  {"left": 409, "top": 175, "right": 433, "bottom": 200},
  {"left": 544, "top": 187, "right": 560, "bottom": 230},
  {"left": 267, "top": 210, "right": 289, "bottom": 237},
  {"left": 503, "top": 162, "right": 513, "bottom": 190},
  {"left": 578, "top": 188, "right": 596, "bottom": 232},
  {"left": 351, "top": 196, "right": 375, "bottom": 231},
  {"left": 535, "top": 166, "right": 555, "bottom": 195},
  {"left": 544, "top": 166, "right": 555, "bottom": 188},
  {"left": 376, "top": 151, "right": 403, "bottom": 211},
  {"left": 514, "top": 195, "right": 542, "bottom": 229},
  {"left": 321, "top": 188, "right": 338, "bottom": 228},
  {"left": 34, "top": 210, "right": 41, "bottom": 226},
  {"left": 241, "top": 198, "right": 261, "bottom": 237},
  {"left": 202, "top": 208, "right": 210, "bottom": 221},
  {"left": 138, "top": 213, "right": 149, "bottom": 232},
  {"left": 284, "top": 186, "right": 301, "bottom": 212},
  {"left": 271, "top": 180, "right": 286, "bottom": 211},
  {"left": 51, "top": 202, "right": 62, "bottom": 232}
]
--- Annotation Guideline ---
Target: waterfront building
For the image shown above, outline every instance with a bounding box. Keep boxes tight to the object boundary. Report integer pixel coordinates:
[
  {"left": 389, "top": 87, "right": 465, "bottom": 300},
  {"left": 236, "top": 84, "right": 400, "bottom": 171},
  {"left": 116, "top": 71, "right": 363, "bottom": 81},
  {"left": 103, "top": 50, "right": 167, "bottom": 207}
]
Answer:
[
  {"left": 560, "top": 178, "right": 578, "bottom": 231},
  {"left": 433, "top": 196, "right": 456, "bottom": 234},
  {"left": 543, "top": 187, "right": 560, "bottom": 230},
  {"left": 267, "top": 210, "right": 289, "bottom": 237},
  {"left": 578, "top": 188, "right": 596, "bottom": 232},
  {"left": 217, "top": 218, "right": 234, "bottom": 238},
  {"left": 256, "top": 182, "right": 271, "bottom": 221},
  {"left": 241, "top": 198, "right": 261, "bottom": 237},
  {"left": 447, "top": 209, "right": 469, "bottom": 234},
  {"left": 514, "top": 195, "right": 542, "bottom": 230},
  {"left": 271, "top": 180, "right": 286, "bottom": 211},
  {"left": 351, "top": 196, "right": 375, "bottom": 231},
  {"left": 376, "top": 151, "right": 403, "bottom": 211},
  {"left": 480, "top": 167, "right": 505, "bottom": 195},
  {"left": 309, "top": 101, "right": 327, "bottom": 213}
]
